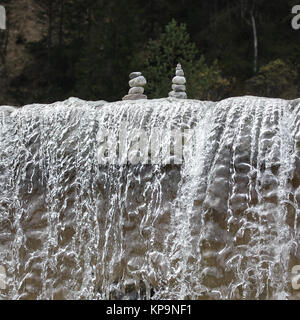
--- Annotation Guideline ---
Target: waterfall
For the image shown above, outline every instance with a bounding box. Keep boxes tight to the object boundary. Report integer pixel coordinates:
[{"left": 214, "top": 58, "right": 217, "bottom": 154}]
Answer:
[{"left": 0, "top": 96, "right": 299, "bottom": 300}]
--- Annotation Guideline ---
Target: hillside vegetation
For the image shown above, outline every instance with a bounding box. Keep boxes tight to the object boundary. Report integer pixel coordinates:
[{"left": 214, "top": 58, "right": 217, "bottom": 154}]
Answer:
[{"left": 0, "top": 0, "right": 300, "bottom": 105}]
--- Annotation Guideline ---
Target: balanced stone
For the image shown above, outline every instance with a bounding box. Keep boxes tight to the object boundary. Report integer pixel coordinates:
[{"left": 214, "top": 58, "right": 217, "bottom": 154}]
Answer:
[
  {"left": 168, "top": 63, "right": 187, "bottom": 99},
  {"left": 122, "top": 71, "right": 147, "bottom": 100},
  {"left": 129, "top": 87, "right": 144, "bottom": 94},
  {"left": 172, "top": 76, "right": 186, "bottom": 85},
  {"left": 129, "top": 72, "right": 142, "bottom": 79},
  {"left": 129, "top": 76, "right": 147, "bottom": 87},
  {"left": 122, "top": 94, "right": 147, "bottom": 100},
  {"left": 176, "top": 69, "right": 184, "bottom": 76},
  {"left": 172, "top": 84, "right": 186, "bottom": 92},
  {"left": 169, "top": 91, "right": 187, "bottom": 99}
]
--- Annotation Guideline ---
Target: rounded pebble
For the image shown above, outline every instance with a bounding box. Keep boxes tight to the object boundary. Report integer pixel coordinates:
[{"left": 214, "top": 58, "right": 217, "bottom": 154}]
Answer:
[
  {"left": 129, "top": 76, "right": 147, "bottom": 87},
  {"left": 172, "top": 84, "right": 186, "bottom": 92},
  {"left": 129, "top": 87, "right": 144, "bottom": 94},
  {"left": 129, "top": 72, "right": 142, "bottom": 79},
  {"left": 168, "top": 91, "right": 187, "bottom": 99},
  {"left": 172, "top": 76, "right": 186, "bottom": 85},
  {"left": 176, "top": 70, "right": 184, "bottom": 76}
]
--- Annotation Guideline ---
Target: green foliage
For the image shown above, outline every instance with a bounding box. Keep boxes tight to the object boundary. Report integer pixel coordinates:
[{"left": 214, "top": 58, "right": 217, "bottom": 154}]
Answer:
[
  {"left": 190, "top": 59, "right": 232, "bottom": 101},
  {"left": 74, "top": 0, "right": 144, "bottom": 101},
  {"left": 143, "top": 19, "right": 195, "bottom": 98},
  {"left": 2, "top": 0, "right": 300, "bottom": 105},
  {"left": 245, "top": 59, "right": 298, "bottom": 99},
  {"left": 144, "top": 19, "right": 230, "bottom": 101}
]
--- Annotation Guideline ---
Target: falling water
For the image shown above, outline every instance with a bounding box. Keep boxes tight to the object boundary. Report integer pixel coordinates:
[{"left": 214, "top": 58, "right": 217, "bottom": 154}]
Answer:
[{"left": 0, "top": 96, "right": 299, "bottom": 300}]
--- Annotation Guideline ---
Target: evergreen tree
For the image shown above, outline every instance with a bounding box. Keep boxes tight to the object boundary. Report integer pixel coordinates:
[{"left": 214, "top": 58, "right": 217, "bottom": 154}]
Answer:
[{"left": 143, "top": 19, "right": 230, "bottom": 100}]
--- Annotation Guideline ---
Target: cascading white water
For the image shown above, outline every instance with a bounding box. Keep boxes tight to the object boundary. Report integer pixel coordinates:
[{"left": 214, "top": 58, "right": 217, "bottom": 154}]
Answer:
[{"left": 0, "top": 96, "right": 299, "bottom": 300}]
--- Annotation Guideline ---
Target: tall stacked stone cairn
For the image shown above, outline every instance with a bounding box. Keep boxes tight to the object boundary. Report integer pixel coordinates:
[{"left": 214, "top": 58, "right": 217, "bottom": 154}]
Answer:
[
  {"left": 168, "top": 63, "right": 187, "bottom": 99},
  {"left": 122, "top": 72, "right": 147, "bottom": 100}
]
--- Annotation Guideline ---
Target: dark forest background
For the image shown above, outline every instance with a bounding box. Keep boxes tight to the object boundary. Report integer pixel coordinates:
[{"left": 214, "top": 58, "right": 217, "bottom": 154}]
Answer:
[{"left": 1, "top": 0, "right": 300, "bottom": 106}]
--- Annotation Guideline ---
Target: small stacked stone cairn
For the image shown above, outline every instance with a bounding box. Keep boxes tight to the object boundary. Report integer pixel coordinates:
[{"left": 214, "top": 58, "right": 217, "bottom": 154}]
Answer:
[
  {"left": 122, "top": 72, "right": 147, "bottom": 100},
  {"left": 168, "top": 63, "right": 187, "bottom": 99}
]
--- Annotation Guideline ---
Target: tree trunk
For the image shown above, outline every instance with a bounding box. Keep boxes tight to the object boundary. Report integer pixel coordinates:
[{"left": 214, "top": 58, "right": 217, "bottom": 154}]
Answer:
[
  {"left": 240, "top": 0, "right": 258, "bottom": 73},
  {"left": 251, "top": 10, "right": 257, "bottom": 73}
]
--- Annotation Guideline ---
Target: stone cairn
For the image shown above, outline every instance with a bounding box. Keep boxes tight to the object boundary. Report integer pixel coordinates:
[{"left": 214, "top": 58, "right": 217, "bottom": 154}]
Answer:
[
  {"left": 168, "top": 63, "right": 187, "bottom": 99},
  {"left": 122, "top": 72, "right": 147, "bottom": 100}
]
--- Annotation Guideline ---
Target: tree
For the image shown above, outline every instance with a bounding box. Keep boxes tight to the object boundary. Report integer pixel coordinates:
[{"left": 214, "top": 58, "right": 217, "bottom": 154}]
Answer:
[
  {"left": 8, "top": 0, "right": 95, "bottom": 104},
  {"left": 143, "top": 19, "right": 230, "bottom": 101},
  {"left": 2, "top": 0, "right": 300, "bottom": 105},
  {"left": 240, "top": 0, "right": 258, "bottom": 74},
  {"left": 245, "top": 59, "right": 298, "bottom": 99},
  {"left": 74, "top": 0, "right": 144, "bottom": 101},
  {"left": 190, "top": 58, "right": 231, "bottom": 101}
]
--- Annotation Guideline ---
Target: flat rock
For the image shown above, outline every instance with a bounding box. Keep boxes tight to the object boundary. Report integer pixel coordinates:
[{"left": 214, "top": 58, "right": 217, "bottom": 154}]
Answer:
[
  {"left": 129, "top": 72, "right": 142, "bottom": 79},
  {"left": 129, "top": 87, "right": 144, "bottom": 94},
  {"left": 172, "top": 84, "right": 186, "bottom": 92},
  {"left": 122, "top": 94, "right": 147, "bottom": 100},
  {"left": 172, "top": 76, "right": 186, "bottom": 85},
  {"left": 129, "top": 76, "right": 147, "bottom": 87},
  {"left": 168, "top": 91, "right": 187, "bottom": 99},
  {"left": 176, "top": 70, "right": 184, "bottom": 76}
]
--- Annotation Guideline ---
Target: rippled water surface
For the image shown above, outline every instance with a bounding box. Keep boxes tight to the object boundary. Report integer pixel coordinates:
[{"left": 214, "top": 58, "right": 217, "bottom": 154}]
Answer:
[{"left": 0, "top": 96, "right": 299, "bottom": 299}]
